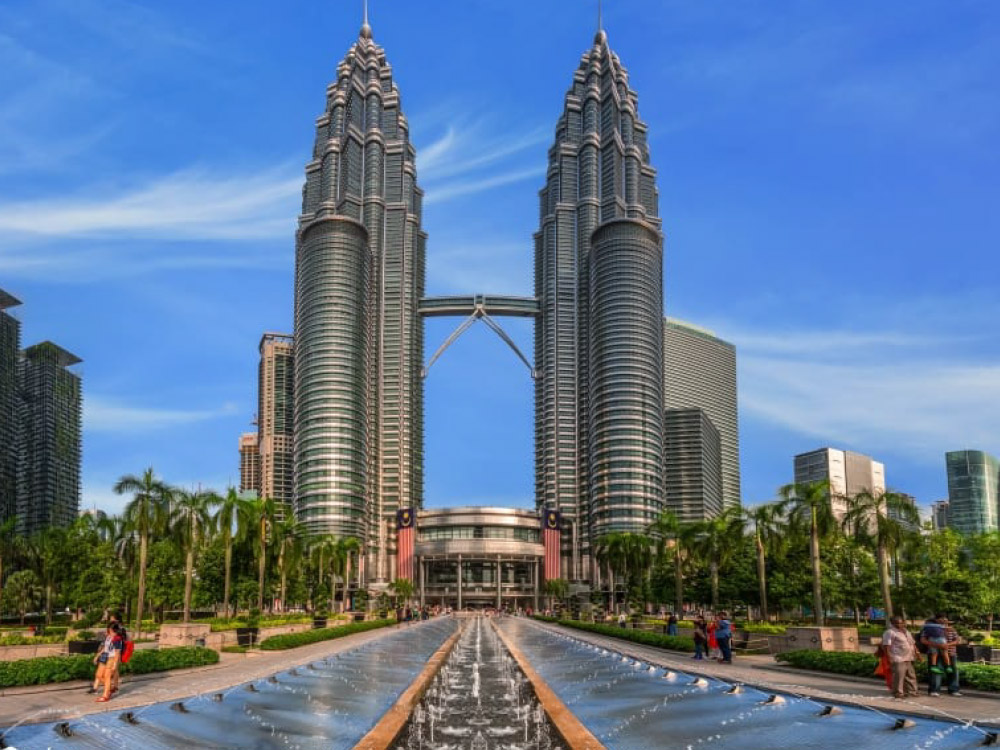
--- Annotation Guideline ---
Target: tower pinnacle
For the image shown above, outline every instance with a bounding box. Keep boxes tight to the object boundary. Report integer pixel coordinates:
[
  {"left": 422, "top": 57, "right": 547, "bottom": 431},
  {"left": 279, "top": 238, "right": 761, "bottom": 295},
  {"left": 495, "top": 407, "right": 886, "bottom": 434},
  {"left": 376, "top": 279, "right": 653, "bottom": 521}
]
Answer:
[
  {"left": 361, "top": 0, "right": 371, "bottom": 38},
  {"left": 595, "top": 0, "right": 607, "bottom": 45}
]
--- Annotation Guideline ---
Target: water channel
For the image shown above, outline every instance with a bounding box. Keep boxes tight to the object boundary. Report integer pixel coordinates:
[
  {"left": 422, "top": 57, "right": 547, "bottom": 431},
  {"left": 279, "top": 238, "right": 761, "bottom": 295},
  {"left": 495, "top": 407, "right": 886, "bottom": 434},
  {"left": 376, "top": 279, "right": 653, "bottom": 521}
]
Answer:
[
  {"left": 1, "top": 619, "right": 458, "bottom": 750},
  {"left": 394, "top": 615, "right": 563, "bottom": 750},
  {"left": 4, "top": 615, "right": 999, "bottom": 750},
  {"left": 497, "top": 617, "right": 999, "bottom": 750}
]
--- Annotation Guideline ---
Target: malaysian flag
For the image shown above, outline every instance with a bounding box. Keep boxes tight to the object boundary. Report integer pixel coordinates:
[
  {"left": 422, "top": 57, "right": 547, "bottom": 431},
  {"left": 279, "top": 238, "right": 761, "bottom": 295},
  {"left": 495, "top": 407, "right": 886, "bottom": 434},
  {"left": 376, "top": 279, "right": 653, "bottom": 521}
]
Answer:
[
  {"left": 396, "top": 507, "right": 415, "bottom": 582},
  {"left": 542, "top": 508, "right": 561, "bottom": 581}
]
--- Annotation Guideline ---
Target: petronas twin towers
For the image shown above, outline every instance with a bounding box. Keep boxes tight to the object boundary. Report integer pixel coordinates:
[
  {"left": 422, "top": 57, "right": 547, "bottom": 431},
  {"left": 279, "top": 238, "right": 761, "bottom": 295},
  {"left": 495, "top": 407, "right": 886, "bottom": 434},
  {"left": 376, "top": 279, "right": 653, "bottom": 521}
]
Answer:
[{"left": 293, "top": 16, "right": 665, "bottom": 586}]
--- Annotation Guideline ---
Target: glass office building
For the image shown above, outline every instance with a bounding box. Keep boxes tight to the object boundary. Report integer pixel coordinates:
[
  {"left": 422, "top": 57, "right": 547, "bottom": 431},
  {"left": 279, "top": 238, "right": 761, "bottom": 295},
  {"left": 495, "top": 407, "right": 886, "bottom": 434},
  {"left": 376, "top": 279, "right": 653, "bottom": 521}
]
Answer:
[{"left": 946, "top": 450, "right": 999, "bottom": 534}]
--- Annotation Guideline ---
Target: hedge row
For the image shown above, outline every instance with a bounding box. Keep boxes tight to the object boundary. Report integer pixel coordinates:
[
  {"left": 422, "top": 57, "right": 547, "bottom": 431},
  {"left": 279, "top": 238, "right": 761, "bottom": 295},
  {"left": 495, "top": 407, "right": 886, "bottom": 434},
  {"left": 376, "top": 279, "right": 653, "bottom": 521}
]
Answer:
[
  {"left": 0, "top": 634, "right": 65, "bottom": 646},
  {"left": 775, "top": 649, "right": 1000, "bottom": 692},
  {"left": 0, "top": 647, "right": 219, "bottom": 688},
  {"left": 535, "top": 617, "right": 695, "bottom": 652},
  {"left": 258, "top": 619, "right": 395, "bottom": 650}
]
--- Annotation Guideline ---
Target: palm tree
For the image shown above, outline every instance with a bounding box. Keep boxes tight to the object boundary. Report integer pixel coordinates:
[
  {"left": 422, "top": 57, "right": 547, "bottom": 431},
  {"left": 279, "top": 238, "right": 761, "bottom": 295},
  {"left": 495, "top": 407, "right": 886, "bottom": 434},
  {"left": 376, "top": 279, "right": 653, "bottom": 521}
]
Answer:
[
  {"left": 169, "top": 488, "right": 217, "bottom": 622},
  {"left": 647, "top": 511, "right": 686, "bottom": 615},
  {"left": 273, "top": 507, "right": 300, "bottom": 612},
  {"left": 744, "top": 503, "right": 785, "bottom": 621},
  {"left": 29, "top": 527, "right": 68, "bottom": 625},
  {"left": 842, "top": 489, "right": 920, "bottom": 620},
  {"left": 334, "top": 536, "right": 361, "bottom": 612},
  {"left": 115, "top": 467, "right": 171, "bottom": 637},
  {"left": 779, "top": 480, "right": 838, "bottom": 626},
  {"left": 4, "top": 570, "right": 42, "bottom": 625},
  {"left": 684, "top": 508, "right": 743, "bottom": 612},
  {"left": 542, "top": 578, "right": 569, "bottom": 611},
  {"left": 213, "top": 487, "right": 250, "bottom": 618},
  {"left": 594, "top": 532, "right": 626, "bottom": 613},
  {"left": 238, "top": 496, "right": 278, "bottom": 612},
  {"left": 389, "top": 577, "right": 415, "bottom": 608}
]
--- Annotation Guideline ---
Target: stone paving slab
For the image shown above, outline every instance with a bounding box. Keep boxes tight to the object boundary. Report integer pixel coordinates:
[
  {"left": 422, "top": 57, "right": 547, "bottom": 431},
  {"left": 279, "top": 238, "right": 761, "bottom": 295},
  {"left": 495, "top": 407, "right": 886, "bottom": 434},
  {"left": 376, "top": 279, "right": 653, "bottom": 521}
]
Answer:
[
  {"left": 0, "top": 620, "right": 436, "bottom": 729},
  {"left": 535, "top": 620, "right": 1000, "bottom": 730}
]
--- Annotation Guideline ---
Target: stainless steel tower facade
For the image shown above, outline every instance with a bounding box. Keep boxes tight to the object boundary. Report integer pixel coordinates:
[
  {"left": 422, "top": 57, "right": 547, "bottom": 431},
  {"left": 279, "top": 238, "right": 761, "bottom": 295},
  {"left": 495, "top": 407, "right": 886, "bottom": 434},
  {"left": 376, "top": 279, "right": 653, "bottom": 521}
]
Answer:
[
  {"left": 535, "top": 30, "right": 664, "bottom": 582},
  {"left": 293, "top": 18, "right": 425, "bottom": 582}
]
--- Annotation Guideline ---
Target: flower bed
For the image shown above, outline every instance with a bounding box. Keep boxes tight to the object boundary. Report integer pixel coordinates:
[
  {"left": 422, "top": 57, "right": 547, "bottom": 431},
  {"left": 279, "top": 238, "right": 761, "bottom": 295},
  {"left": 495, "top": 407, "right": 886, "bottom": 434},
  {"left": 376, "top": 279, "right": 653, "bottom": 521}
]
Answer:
[
  {"left": 534, "top": 616, "right": 695, "bottom": 652},
  {"left": 775, "top": 649, "right": 1000, "bottom": 692},
  {"left": 0, "top": 646, "right": 219, "bottom": 688},
  {"left": 258, "top": 619, "right": 394, "bottom": 651}
]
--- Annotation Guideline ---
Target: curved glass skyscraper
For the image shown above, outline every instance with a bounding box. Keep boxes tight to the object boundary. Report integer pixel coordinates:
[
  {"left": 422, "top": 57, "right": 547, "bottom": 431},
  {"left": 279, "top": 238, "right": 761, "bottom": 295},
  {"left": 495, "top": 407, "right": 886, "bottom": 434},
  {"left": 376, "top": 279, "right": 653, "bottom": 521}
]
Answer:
[
  {"left": 294, "top": 18, "right": 425, "bottom": 581},
  {"left": 535, "top": 30, "right": 664, "bottom": 581}
]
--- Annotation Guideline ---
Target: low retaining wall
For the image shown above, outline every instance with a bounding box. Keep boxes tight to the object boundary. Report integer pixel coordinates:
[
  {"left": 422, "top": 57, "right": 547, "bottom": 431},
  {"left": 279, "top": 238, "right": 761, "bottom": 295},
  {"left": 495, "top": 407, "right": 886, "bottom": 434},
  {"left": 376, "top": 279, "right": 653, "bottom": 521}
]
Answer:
[
  {"left": 0, "top": 643, "right": 67, "bottom": 662},
  {"left": 184, "top": 623, "right": 314, "bottom": 651}
]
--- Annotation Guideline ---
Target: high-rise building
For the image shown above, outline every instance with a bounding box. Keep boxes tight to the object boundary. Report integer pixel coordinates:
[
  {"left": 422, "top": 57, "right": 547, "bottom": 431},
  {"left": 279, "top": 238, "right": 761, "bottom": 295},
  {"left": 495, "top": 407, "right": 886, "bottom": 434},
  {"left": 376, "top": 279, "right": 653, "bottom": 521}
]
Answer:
[
  {"left": 258, "top": 333, "right": 294, "bottom": 507},
  {"left": 0, "top": 290, "right": 21, "bottom": 526},
  {"left": 293, "top": 14, "right": 425, "bottom": 582},
  {"left": 16, "top": 342, "right": 82, "bottom": 536},
  {"left": 931, "top": 500, "right": 950, "bottom": 531},
  {"left": 945, "top": 450, "right": 999, "bottom": 534},
  {"left": 663, "top": 318, "right": 740, "bottom": 509},
  {"left": 663, "top": 408, "right": 723, "bottom": 523},
  {"left": 535, "top": 27, "right": 664, "bottom": 581},
  {"left": 794, "top": 447, "right": 885, "bottom": 520},
  {"left": 889, "top": 492, "right": 920, "bottom": 533},
  {"left": 239, "top": 432, "right": 261, "bottom": 495}
]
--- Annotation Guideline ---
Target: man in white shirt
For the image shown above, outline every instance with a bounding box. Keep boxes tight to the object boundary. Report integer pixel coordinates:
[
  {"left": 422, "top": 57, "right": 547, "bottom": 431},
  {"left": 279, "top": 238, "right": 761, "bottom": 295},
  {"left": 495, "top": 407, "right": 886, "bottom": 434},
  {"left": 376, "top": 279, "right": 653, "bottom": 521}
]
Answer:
[{"left": 882, "top": 615, "right": 919, "bottom": 699}]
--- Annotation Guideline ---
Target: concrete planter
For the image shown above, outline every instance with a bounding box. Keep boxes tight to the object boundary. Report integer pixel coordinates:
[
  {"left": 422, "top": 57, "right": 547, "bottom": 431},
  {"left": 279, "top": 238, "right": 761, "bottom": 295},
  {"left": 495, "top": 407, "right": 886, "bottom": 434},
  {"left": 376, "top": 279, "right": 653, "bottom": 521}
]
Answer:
[
  {"left": 312, "top": 617, "right": 328, "bottom": 630},
  {"left": 785, "top": 626, "right": 859, "bottom": 652},
  {"left": 159, "top": 623, "right": 211, "bottom": 649},
  {"left": 67, "top": 640, "right": 101, "bottom": 655}
]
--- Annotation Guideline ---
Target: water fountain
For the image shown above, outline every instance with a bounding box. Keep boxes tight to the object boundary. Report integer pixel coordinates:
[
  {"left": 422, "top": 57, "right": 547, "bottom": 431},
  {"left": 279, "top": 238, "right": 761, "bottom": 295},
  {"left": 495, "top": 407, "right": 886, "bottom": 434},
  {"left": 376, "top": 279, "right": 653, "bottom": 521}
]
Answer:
[
  {"left": 497, "top": 617, "right": 1000, "bottom": 750},
  {"left": 394, "top": 616, "right": 565, "bottom": 750},
  {"left": 0, "top": 618, "right": 458, "bottom": 750}
]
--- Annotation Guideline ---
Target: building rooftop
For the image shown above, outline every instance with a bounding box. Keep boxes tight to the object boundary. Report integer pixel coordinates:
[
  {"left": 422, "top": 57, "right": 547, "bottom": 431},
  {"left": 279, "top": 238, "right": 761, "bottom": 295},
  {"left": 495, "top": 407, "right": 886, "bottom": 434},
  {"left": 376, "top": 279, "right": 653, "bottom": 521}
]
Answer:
[
  {"left": 22, "top": 341, "right": 83, "bottom": 367},
  {"left": 0, "top": 289, "right": 22, "bottom": 311}
]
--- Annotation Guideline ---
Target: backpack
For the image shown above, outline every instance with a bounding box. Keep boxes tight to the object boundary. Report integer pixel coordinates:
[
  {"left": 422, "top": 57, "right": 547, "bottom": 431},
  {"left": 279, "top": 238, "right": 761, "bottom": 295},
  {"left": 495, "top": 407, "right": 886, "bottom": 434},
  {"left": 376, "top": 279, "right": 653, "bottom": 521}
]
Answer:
[{"left": 120, "top": 631, "right": 135, "bottom": 664}]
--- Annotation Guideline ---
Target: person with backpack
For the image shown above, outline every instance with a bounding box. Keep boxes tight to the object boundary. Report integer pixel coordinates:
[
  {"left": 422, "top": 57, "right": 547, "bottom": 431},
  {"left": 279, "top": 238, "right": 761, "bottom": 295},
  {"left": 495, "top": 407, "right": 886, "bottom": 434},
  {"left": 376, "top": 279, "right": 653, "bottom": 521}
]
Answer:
[
  {"left": 108, "top": 612, "right": 132, "bottom": 696},
  {"left": 91, "top": 623, "right": 123, "bottom": 702}
]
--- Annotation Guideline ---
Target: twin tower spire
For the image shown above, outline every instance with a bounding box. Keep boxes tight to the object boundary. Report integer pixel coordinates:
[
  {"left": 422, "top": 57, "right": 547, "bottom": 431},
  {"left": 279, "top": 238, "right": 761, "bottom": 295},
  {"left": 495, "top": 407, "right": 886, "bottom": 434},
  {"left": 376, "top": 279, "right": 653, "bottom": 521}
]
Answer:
[{"left": 293, "top": 6, "right": 664, "bottom": 586}]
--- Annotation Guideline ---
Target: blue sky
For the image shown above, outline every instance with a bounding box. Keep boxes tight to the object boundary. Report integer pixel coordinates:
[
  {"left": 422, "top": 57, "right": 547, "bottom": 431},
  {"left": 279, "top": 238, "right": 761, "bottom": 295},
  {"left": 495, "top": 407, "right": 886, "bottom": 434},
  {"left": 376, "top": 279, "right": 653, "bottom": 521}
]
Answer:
[{"left": 1, "top": 0, "right": 997, "bottom": 515}]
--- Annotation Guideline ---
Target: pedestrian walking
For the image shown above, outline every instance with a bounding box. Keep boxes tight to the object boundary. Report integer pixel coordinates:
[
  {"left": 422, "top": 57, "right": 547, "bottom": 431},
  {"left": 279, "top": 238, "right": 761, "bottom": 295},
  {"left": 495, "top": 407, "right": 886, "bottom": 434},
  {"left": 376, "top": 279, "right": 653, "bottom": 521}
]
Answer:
[
  {"left": 91, "top": 623, "right": 123, "bottom": 702},
  {"left": 882, "top": 616, "right": 919, "bottom": 699},
  {"left": 667, "top": 612, "right": 678, "bottom": 637},
  {"left": 618, "top": 611, "right": 627, "bottom": 629}
]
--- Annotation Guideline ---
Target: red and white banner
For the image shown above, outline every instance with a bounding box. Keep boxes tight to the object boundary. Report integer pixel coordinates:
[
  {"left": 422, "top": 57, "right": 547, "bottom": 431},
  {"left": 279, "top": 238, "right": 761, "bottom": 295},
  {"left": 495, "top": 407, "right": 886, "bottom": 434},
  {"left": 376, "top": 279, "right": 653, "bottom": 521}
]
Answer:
[
  {"left": 543, "top": 509, "right": 561, "bottom": 581},
  {"left": 397, "top": 508, "right": 415, "bottom": 582}
]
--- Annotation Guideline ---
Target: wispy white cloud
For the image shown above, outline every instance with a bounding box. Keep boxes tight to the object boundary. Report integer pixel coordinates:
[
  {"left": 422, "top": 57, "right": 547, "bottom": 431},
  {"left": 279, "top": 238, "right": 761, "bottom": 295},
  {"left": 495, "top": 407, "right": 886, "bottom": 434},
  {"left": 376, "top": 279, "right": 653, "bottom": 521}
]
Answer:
[
  {"left": 415, "top": 113, "right": 548, "bottom": 204},
  {"left": 427, "top": 240, "right": 531, "bottom": 294},
  {"left": 0, "top": 166, "right": 300, "bottom": 240},
  {"left": 720, "top": 323, "right": 1000, "bottom": 462},
  {"left": 85, "top": 396, "right": 241, "bottom": 434}
]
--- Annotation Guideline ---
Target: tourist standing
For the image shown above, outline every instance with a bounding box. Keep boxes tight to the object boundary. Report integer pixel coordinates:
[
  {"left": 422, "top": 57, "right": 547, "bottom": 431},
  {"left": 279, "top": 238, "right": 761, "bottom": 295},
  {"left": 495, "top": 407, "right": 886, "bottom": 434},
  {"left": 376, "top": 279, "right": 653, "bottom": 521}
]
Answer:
[
  {"left": 692, "top": 615, "right": 708, "bottom": 660},
  {"left": 707, "top": 617, "right": 719, "bottom": 660},
  {"left": 882, "top": 616, "right": 919, "bottom": 699},
  {"left": 929, "top": 616, "right": 962, "bottom": 697},
  {"left": 618, "top": 611, "right": 627, "bottom": 629},
  {"left": 715, "top": 612, "right": 733, "bottom": 664},
  {"left": 667, "top": 612, "right": 678, "bottom": 636}
]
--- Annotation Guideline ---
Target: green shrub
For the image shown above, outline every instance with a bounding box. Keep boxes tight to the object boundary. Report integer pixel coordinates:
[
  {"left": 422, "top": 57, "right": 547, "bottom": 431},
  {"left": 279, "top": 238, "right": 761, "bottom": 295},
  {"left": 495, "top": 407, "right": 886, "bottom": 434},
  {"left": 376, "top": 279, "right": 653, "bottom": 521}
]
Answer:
[
  {"left": 0, "top": 646, "right": 218, "bottom": 688},
  {"left": 736, "top": 623, "right": 787, "bottom": 635},
  {"left": 775, "top": 649, "right": 1000, "bottom": 692},
  {"left": 259, "top": 619, "right": 394, "bottom": 650},
  {"left": 204, "top": 614, "right": 313, "bottom": 632},
  {"left": 72, "top": 630, "right": 96, "bottom": 641},
  {"left": 222, "top": 645, "right": 248, "bottom": 654},
  {"left": 123, "top": 647, "right": 219, "bottom": 675},
  {"left": 40, "top": 626, "right": 69, "bottom": 638},
  {"left": 0, "top": 634, "right": 65, "bottom": 646},
  {"left": 534, "top": 617, "right": 695, "bottom": 652}
]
